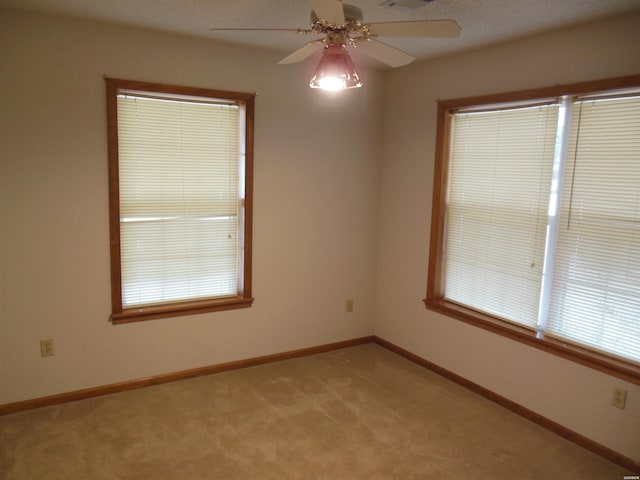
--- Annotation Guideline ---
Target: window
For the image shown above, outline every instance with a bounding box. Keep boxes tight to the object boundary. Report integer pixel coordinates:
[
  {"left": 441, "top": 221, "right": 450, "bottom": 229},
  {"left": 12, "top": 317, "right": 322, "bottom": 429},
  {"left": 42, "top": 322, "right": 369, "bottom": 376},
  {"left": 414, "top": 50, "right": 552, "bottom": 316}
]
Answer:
[
  {"left": 106, "top": 78, "right": 255, "bottom": 323},
  {"left": 426, "top": 75, "right": 640, "bottom": 383}
]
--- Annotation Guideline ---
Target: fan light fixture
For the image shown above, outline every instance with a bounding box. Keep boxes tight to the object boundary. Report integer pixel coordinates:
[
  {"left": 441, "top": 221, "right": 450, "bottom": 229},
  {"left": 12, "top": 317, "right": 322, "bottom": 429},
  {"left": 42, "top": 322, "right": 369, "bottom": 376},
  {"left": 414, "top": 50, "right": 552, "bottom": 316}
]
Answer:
[
  {"left": 309, "top": 43, "right": 362, "bottom": 91},
  {"left": 210, "top": 1, "right": 462, "bottom": 92}
]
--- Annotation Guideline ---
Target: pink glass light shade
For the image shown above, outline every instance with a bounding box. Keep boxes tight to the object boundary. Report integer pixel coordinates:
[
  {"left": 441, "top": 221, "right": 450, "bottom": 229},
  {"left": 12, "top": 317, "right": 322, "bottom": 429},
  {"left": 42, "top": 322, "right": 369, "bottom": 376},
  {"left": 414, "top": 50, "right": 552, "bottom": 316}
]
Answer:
[{"left": 309, "top": 44, "right": 363, "bottom": 91}]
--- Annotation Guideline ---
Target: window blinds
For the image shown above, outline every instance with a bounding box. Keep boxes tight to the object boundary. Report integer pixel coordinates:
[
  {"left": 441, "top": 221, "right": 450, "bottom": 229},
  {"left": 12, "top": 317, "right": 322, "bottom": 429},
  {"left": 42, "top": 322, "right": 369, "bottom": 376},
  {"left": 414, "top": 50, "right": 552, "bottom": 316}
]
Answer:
[
  {"left": 444, "top": 105, "right": 559, "bottom": 328},
  {"left": 117, "top": 94, "right": 242, "bottom": 308},
  {"left": 547, "top": 95, "right": 640, "bottom": 363}
]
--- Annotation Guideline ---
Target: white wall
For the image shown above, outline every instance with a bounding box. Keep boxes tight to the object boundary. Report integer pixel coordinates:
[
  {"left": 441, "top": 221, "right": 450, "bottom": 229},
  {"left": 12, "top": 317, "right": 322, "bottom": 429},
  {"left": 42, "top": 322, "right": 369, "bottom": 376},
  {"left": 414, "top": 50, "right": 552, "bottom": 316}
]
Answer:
[
  {"left": 0, "top": 9, "right": 383, "bottom": 404},
  {"left": 376, "top": 13, "right": 640, "bottom": 461}
]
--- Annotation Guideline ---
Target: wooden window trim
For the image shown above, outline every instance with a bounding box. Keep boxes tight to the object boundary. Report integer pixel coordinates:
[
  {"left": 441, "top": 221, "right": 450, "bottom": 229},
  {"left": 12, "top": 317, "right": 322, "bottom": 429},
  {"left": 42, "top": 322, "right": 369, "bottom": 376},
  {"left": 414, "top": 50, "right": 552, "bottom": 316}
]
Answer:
[
  {"left": 106, "top": 78, "right": 255, "bottom": 324},
  {"left": 425, "top": 74, "right": 640, "bottom": 385}
]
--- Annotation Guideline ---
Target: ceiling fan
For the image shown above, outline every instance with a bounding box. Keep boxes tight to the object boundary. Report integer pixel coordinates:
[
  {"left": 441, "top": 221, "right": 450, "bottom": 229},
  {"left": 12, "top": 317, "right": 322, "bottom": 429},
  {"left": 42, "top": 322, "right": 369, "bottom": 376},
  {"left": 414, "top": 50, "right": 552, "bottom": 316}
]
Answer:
[{"left": 211, "top": 0, "right": 461, "bottom": 90}]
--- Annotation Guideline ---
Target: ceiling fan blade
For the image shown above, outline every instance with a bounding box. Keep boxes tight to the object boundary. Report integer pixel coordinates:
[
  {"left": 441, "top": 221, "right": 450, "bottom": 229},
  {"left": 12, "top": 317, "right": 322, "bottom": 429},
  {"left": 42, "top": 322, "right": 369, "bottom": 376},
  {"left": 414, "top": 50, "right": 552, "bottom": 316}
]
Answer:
[
  {"left": 210, "top": 28, "right": 301, "bottom": 32},
  {"left": 355, "top": 39, "right": 415, "bottom": 68},
  {"left": 367, "top": 19, "right": 461, "bottom": 38},
  {"left": 278, "top": 40, "right": 325, "bottom": 64},
  {"left": 310, "top": 0, "right": 345, "bottom": 25}
]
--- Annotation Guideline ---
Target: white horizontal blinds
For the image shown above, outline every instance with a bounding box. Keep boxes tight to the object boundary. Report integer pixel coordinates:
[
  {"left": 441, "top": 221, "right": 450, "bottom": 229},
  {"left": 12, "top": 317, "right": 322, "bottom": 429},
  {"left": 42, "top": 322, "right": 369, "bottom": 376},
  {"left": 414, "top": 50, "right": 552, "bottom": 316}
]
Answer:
[
  {"left": 117, "top": 93, "right": 241, "bottom": 308},
  {"left": 444, "top": 104, "right": 558, "bottom": 327},
  {"left": 547, "top": 95, "right": 640, "bottom": 363}
]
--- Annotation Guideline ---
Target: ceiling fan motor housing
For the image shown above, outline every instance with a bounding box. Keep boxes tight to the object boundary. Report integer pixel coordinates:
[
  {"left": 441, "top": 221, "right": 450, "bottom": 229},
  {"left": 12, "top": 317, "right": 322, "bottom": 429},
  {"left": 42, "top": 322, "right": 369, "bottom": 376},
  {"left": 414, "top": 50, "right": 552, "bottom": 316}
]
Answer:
[{"left": 310, "top": 4, "right": 364, "bottom": 25}]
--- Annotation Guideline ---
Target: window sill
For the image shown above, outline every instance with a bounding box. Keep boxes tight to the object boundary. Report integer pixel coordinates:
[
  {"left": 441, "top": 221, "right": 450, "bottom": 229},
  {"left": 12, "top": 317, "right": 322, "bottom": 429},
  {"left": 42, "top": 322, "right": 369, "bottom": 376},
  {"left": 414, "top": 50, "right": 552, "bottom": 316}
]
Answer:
[
  {"left": 112, "top": 296, "right": 254, "bottom": 324},
  {"left": 424, "top": 298, "right": 640, "bottom": 386}
]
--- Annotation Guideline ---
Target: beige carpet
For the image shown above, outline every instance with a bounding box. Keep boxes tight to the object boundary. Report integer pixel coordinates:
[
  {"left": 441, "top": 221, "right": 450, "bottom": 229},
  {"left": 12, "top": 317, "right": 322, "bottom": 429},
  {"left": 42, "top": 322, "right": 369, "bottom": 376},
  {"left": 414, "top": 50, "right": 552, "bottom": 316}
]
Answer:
[{"left": 0, "top": 344, "right": 631, "bottom": 479}]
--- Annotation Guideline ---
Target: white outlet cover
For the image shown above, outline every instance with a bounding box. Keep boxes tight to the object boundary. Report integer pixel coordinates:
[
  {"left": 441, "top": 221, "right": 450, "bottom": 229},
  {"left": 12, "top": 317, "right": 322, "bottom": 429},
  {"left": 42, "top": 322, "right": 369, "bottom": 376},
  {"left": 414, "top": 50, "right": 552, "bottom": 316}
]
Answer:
[{"left": 612, "top": 388, "right": 627, "bottom": 409}]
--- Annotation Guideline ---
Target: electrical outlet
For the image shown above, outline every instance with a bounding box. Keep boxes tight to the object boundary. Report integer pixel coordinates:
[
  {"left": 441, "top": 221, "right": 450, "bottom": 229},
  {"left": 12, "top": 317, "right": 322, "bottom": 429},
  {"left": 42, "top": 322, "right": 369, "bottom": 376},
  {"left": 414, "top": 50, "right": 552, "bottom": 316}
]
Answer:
[
  {"left": 40, "top": 339, "right": 54, "bottom": 357},
  {"left": 612, "top": 387, "right": 627, "bottom": 409},
  {"left": 345, "top": 299, "right": 354, "bottom": 313}
]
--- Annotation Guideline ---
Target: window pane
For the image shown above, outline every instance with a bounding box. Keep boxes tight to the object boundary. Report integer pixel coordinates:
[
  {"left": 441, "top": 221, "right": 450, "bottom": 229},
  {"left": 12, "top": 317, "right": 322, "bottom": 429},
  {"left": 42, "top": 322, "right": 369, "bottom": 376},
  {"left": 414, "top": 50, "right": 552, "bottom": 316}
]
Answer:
[
  {"left": 547, "top": 95, "right": 640, "bottom": 363},
  {"left": 121, "top": 217, "right": 238, "bottom": 307},
  {"left": 117, "top": 94, "right": 242, "bottom": 308},
  {"left": 444, "top": 105, "right": 558, "bottom": 327}
]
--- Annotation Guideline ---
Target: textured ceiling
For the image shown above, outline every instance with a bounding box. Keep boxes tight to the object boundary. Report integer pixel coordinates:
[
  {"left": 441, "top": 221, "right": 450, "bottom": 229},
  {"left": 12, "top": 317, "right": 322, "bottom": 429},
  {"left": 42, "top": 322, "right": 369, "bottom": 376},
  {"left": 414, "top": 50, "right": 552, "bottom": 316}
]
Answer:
[{"left": 2, "top": 0, "right": 640, "bottom": 67}]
